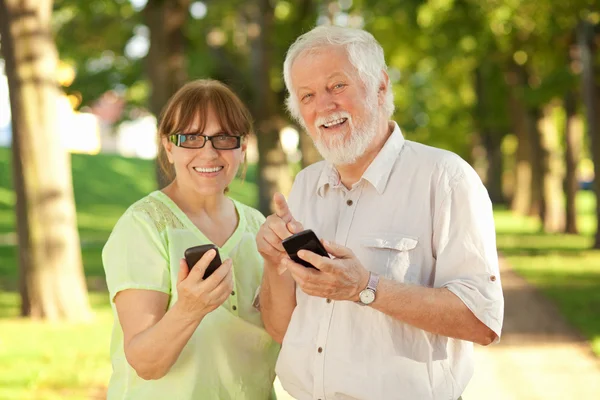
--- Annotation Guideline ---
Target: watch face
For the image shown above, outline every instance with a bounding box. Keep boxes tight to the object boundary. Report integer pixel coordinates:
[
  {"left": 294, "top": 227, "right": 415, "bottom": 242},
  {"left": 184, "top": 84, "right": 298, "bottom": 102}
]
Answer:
[{"left": 359, "top": 289, "right": 375, "bottom": 305}]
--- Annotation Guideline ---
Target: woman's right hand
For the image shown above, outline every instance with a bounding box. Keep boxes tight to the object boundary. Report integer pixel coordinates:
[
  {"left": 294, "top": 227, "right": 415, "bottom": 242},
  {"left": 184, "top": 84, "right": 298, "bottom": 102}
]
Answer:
[{"left": 174, "top": 249, "right": 233, "bottom": 320}]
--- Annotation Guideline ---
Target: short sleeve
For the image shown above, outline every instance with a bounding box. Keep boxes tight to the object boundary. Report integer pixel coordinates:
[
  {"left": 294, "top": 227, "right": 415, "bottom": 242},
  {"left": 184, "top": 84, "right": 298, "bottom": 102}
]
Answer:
[
  {"left": 433, "top": 164, "right": 504, "bottom": 341},
  {"left": 102, "top": 210, "right": 171, "bottom": 302}
]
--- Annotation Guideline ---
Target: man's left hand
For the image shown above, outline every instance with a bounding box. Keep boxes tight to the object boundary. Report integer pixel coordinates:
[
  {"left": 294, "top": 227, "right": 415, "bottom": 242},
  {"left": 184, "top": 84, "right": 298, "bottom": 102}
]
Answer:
[{"left": 282, "top": 240, "right": 370, "bottom": 301}]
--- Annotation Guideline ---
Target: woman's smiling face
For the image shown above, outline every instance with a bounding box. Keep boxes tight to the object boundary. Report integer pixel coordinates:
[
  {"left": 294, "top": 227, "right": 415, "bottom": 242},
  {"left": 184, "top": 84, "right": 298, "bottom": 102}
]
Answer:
[{"left": 163, "top": 106, "right": 246, "bottom": 196}]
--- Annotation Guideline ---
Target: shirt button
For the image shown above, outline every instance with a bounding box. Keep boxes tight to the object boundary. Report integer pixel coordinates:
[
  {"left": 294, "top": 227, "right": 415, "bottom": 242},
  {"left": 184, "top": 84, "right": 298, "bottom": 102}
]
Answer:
[
  {"left": 231, "top": 290, "right": 235, "bottom": 296},
  {"left": 326, "top": 299, "right": 332, "bottom": 303},
  {"left": 232, "top": 305, "right": 237, "bottom": 311},
  {"left": 490, "top": 275, "right": 497, "bottom": 282},
  {"left": 317, "top": 347, "right": 323, "bottom": 353},
  {"left": 346, "top": 199, "right": 353, "bottom": 206}
]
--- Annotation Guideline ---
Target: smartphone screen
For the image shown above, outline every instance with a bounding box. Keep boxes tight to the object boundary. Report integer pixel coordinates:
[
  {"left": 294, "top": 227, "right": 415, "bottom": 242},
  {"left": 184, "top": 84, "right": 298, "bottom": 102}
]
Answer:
[
  {"left": 184, "top": 244, "right": 222, "bottom": 279},
  {"left": 282, "top": 229, "right": 329, "bottom": 269}
]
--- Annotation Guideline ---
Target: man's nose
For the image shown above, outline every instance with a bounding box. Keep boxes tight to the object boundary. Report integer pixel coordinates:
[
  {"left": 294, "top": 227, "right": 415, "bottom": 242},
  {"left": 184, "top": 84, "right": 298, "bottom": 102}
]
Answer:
[{"left": 315, "top": 91, "right": 336, "bottom": 112}]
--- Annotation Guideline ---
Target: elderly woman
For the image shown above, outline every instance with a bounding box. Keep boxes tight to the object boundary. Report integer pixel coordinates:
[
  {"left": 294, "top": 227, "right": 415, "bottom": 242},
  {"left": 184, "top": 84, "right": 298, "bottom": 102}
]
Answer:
[{"left": 102, "top": 80, "right": 279, "bottom": 399}]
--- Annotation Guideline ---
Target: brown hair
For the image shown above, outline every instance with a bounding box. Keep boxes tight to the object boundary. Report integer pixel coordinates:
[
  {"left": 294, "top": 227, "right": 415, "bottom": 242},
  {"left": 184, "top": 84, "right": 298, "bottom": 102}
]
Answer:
[{"left": 157, "top": 79, "right": 253, "bottom": 182}]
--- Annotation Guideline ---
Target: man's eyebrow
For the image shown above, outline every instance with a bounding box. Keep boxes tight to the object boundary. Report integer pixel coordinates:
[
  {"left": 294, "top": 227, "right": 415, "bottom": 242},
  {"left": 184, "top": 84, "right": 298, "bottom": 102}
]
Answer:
[{"left": 296, "top": 72, "right": 347, "bottom": 92}]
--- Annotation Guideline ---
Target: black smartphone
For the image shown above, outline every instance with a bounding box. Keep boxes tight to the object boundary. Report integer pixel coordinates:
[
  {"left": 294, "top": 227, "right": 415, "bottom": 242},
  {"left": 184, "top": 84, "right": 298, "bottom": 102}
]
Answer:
[
  {"left": 184, "top": 244, "right": 222, "bottom": 279},
  {"left": 281, "top": 229, "right": 330, "bottom": 269}
]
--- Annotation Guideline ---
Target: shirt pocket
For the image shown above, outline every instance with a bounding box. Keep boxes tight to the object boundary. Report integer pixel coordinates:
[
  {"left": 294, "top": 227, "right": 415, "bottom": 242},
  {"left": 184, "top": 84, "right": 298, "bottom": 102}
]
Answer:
[{"left": 361, "top": 234, "right": 419, "bottom": 283}]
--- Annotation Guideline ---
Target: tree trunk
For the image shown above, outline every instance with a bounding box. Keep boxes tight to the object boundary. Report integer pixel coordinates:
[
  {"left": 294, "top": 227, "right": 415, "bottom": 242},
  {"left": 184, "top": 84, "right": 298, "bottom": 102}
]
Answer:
[
  {"left": 526, "top": 106, "right": 545, "bottom": 220},
  {"left": 578, "top": 20, "right": 600, "bottom": 248},
  {"left": 507, "top": 63, "right": 544, "bottom": 219},
  {"left": 538, "top": 103, "right": 565, "bottom": 232},
  {"left": 0, "top": 0, "right": 91, "bottom": 321},
  {"left": 563, "top": 92, "right": 580, "bottom": 234},
  {"left": 250, "top": 0, "right": 293, "bottom": 214},
  {"left": 144, "top": 0, "right": 190, "bottom": 188},
  {"left": 481, "top": 132, "right": 505, "bottom": 204},
  {"left": 474, "top": 67, "right": 504, "bottom": 204},
  {"left": 507, "top": 82, "right": 533, "bottom": 215}
]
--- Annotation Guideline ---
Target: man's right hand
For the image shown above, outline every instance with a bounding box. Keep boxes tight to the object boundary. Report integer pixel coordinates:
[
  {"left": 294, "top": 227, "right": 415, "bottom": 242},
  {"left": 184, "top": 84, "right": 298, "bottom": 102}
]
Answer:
[{"left": 256, "top": 192, "right": 303, "bottom": 273}]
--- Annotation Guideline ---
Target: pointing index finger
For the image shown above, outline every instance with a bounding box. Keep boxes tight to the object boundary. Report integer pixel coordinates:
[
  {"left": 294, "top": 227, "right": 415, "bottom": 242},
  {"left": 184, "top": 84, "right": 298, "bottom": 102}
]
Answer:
[{"left": 273, "top": 192, "right": 293, "bottom": 224}]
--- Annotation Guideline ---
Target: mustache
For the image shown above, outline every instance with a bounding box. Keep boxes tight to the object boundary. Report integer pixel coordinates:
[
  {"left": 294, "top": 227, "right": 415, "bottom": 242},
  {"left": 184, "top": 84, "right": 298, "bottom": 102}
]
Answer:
[{"left": 314, "top": 111, "right": 352, "bottom": 129}]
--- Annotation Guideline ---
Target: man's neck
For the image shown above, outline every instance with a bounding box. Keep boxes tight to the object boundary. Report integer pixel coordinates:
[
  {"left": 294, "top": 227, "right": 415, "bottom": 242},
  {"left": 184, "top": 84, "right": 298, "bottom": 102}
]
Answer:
[{"left": 336, "top": 120, "right": 393, "bottom": 189}]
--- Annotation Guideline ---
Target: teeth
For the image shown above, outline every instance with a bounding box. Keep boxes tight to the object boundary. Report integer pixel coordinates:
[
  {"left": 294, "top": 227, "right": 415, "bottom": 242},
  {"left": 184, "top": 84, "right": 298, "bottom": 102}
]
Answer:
[
  {"left": 194, "top": 166, "right": 223, "bottom": 173},
  {"left": 323, "top": 118, "right": 347, "bottom": 128}
]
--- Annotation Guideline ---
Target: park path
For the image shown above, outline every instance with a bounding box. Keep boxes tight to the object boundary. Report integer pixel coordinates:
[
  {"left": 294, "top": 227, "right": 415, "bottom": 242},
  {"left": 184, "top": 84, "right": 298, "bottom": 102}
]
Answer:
[
  {"left": 276, "top": 256, "right": 600, "bottom": 399},
  {"left": 461, "top": 256, "right": 600, "bottom": 400}
]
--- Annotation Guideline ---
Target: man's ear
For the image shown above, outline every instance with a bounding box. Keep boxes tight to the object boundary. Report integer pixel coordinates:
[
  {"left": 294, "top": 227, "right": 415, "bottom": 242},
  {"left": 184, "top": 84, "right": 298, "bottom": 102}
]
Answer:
[
  {"left": 162, "top": 136, "right": 174, "bottom": 164},
  {"left": 378, "top": 70, "right": 390, "bottom": 105}
]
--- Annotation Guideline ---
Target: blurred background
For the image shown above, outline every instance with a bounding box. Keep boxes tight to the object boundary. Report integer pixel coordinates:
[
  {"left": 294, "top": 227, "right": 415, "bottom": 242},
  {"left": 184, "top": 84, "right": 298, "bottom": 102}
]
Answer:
[{"left": 1, "top": 0, "right": 600, "bottom": 399}]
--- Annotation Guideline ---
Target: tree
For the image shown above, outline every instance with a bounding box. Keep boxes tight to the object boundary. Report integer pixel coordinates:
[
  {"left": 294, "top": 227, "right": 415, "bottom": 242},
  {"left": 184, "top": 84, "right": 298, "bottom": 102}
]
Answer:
[
  {"left": 563, "top": 90, "right": 580, "bottom": 234},
  {"left": 578, "top": 17, "right": 600, "bottom": 247},
  {"left": 144, "top": 0, "right": 191, "bottom": 187},
  {"left": 0, "top": 0, "right": 91, "bottom": 320}
]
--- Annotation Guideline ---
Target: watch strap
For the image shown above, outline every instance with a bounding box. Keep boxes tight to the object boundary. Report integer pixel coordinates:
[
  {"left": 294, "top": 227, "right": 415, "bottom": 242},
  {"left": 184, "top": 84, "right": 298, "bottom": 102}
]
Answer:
[{"left": 366, "top": 271, "right": 380, "bottom": 292}]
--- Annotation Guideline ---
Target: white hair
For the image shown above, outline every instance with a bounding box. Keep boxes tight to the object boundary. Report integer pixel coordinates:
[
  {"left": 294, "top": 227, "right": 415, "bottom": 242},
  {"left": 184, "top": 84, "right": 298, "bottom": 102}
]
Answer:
[{"left": 283, "top": 25, "right": 395, "bottom": 123}]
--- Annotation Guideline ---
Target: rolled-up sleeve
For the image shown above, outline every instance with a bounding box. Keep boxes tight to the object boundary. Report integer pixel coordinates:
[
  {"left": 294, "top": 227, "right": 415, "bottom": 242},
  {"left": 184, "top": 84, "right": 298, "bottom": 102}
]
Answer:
[{"left": 432, "top": 164, "right": 504, "bottom": 341}]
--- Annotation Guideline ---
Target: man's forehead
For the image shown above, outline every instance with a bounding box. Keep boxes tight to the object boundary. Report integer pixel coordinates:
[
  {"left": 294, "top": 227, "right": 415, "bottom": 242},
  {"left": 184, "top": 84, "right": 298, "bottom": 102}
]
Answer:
[
  {"left": 294, "top": 45, "right": 349, "bottom": 66},
  {"left": 291, "top": 46, "right": 357, "bottom": 86}
]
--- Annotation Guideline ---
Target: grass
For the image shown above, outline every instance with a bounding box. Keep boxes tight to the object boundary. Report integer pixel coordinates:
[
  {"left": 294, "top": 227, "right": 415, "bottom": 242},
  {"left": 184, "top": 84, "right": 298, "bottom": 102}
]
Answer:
[
  {"left": 495, "top": 191, "right": 600, "bottom": 355},
  {"left": 0, "top": 293, "right": 113, "bottom": 400},
  {"left": 1, "top": 147, "right": 599, "bottom": 398}
]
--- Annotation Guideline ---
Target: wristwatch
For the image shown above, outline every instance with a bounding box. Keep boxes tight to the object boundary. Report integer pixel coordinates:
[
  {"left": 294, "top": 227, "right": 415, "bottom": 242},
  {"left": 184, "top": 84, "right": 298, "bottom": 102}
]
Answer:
[{"left": 357, "top": 272, "right": 380, "bottom": 306}]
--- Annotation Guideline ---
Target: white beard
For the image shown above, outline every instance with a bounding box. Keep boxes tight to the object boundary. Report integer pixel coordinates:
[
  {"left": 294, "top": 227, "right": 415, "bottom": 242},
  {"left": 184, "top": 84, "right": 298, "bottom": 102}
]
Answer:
[{"left": 310, "top": 101, "right": 379, "bottom": 166}]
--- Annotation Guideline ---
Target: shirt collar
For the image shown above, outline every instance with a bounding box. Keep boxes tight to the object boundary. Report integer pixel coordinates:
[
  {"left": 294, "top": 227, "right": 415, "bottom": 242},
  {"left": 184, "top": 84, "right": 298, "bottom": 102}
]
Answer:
[
  {"left": 315, "top": 122, "right": 406, "bottom": 197},
  {"left": 362, "top": 122, "right": 405, "bottom": 194},
  {"left": 316, "top": 161, "right": 341, "bottom": 197}
]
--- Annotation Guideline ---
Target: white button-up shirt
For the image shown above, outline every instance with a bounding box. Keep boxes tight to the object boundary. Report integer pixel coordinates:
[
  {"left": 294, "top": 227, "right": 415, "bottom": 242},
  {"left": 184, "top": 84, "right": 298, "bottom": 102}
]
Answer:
[{"left": 276, "top": 122, "right": 504, "bottom": 400}]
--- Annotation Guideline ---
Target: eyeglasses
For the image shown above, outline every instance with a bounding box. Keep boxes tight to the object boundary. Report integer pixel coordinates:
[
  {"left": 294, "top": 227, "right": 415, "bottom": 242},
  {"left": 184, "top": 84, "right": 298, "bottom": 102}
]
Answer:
[{"left": 168, "top": 133, "right": 242, "bottom": 150}]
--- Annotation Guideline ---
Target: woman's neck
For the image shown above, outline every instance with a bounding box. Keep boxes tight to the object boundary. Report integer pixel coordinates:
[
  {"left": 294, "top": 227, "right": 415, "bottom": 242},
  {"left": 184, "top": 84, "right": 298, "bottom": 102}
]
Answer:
[{"left": 162, "top": 181, "right": 228, "bottom": 217}]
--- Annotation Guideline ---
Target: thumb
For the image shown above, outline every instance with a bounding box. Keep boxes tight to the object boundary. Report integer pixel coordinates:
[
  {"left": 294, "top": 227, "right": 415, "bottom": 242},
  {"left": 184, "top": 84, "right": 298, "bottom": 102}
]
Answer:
[
  {"left": 188, "top": 249, "right": 216, "bottom": 280},
  {"left": 273, "top": 192, "right": 293, "bottom": 224},
  {"left": 322, "top": 240, "right": 353, "bottom": 259},
  {"left": 178, "top": 258, "right": 190, "bottom": 284}
]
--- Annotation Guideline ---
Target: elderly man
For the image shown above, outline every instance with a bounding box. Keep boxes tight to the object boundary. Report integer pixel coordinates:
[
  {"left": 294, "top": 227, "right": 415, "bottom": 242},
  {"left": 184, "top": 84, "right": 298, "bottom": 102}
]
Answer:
[{"left": 257, "top": 25, "right": 504, "bottom": 400}]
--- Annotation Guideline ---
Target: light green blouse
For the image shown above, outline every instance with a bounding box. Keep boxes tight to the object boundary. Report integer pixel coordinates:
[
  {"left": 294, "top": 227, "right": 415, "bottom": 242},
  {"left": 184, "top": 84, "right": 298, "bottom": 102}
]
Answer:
[{"left": 102, "top": 191, "right": 280, "bottom": 400}]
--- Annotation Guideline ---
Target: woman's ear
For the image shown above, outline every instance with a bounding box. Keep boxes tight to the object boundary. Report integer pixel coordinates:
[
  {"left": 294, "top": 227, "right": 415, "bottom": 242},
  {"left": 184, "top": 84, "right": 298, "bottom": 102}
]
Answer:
[{"left": 162, "top": 136, "right": 175, "bottom": 164}]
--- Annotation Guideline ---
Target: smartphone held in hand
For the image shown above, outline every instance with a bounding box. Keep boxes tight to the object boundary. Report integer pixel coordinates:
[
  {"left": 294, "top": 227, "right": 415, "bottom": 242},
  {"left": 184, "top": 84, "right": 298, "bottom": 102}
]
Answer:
[
  {"left": 282, "top": 229, "right": 330, "bottom": 269},
  {"left": 184, "top": 244, "right": 222, "bottom": 279}
]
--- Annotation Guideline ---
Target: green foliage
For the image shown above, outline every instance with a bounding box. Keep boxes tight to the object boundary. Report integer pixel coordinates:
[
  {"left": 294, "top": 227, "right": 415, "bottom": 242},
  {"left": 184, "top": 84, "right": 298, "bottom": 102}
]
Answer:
[
  {"left": 47, "top": 0, "right": 594, "bottom": 159},
  {"left": 53, "top": 0, "right": 145, "bottom": 110}
]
